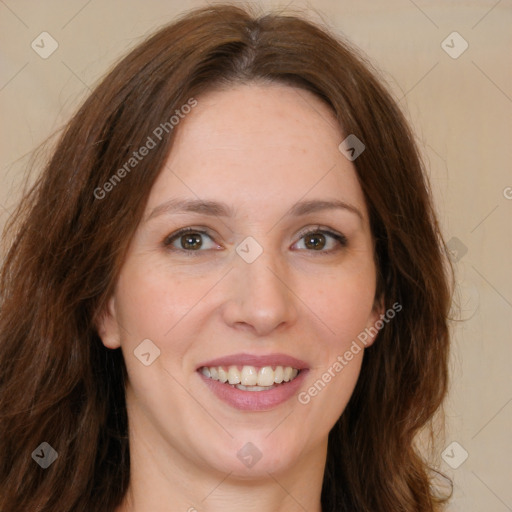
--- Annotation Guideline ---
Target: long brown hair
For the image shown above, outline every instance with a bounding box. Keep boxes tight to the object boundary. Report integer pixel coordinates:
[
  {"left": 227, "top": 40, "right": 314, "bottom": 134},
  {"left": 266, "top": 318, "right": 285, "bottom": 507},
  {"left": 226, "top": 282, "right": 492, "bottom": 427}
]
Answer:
[{"left": 0, "top": 4, "right": 453, "bottom": 511}]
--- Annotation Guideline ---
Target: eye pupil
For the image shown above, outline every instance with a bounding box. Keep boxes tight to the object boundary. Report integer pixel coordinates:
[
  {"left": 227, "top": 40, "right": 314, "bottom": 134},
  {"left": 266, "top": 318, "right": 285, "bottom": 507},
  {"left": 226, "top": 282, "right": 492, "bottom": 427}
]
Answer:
[
  {"left": 305, "top": 233, "right": 326, "bottom": 250},
  {"left": 182, "top": 233, "right": 202, "bottom": 250}
]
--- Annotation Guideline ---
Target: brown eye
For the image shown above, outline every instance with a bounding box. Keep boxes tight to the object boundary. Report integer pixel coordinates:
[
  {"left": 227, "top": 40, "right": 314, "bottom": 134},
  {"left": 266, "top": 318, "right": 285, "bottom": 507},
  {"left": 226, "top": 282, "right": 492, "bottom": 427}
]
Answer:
[
  {"left": 180, "top": 233, "right": 203, "bottom": 250},
  {"left": 304, "top": 232, "right": 327, "bottom": 250},
  {"left": 164, "top": 228, "right": 214, "bottom": 252},
  {"left": 293, "top": 227, "right": 347, "bottom": 253}
]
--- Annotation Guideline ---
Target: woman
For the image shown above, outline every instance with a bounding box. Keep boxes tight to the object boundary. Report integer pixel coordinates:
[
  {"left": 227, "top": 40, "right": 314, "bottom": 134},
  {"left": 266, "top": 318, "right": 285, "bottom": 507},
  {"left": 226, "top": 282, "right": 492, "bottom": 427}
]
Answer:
[{"left": 0, "top": 4, "right": 453, "bottom": 511}]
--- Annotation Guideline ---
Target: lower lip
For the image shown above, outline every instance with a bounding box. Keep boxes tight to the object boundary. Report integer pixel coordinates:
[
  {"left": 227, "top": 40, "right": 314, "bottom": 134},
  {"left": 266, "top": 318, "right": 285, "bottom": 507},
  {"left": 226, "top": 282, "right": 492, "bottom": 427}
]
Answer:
[{"left": 198, "top": 370, "right": 309, "bottom": 411}]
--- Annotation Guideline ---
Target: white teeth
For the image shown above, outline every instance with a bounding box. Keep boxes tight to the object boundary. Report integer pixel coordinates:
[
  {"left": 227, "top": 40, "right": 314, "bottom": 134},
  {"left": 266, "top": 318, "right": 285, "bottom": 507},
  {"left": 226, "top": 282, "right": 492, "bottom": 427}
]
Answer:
[
  {"left": 201, "top": 364, "right": 301, "bottom": 388},
  {"left": 236, "top": 384, "right": 274, "bottom": 391},
  {"left": 241, "top": 366, "right": 258, "bottom": 386},
  {"left": 217, "top": 367, "right": 228, "bottom": 383},
  {"left": 257, "top": 366, "right": 275, "bottom": 387},
  {"left": 227, "top": 366, "right": 241, "bottom": 384}
]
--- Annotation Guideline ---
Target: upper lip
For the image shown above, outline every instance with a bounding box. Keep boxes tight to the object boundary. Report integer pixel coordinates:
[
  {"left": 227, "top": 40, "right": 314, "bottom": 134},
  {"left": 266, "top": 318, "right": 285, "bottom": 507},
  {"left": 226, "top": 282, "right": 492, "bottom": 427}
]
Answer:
[{"left": 196, "top": 352, "right": 309, "bottom": 370}]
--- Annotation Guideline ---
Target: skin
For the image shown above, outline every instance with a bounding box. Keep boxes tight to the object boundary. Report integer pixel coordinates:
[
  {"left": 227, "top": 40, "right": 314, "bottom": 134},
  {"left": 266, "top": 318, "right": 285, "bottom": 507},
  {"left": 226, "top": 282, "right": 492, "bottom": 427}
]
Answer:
[{"left": 97, "top": 83, "right": 384, "bottom": 512}]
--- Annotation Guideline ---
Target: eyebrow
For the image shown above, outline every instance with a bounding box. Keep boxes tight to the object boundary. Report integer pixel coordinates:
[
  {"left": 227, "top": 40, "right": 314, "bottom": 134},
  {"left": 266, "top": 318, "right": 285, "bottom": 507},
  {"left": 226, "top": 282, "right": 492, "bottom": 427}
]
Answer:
[{"left": 145, "top": 197, "right": 363, "bottom": 222}]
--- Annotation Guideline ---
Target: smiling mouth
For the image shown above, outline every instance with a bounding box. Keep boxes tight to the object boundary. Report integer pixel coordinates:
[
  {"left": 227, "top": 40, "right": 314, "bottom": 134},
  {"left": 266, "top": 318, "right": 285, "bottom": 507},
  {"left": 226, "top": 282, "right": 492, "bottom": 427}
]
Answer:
[{"left": 199, "top": 365, "right": 301, "bottom": 391}]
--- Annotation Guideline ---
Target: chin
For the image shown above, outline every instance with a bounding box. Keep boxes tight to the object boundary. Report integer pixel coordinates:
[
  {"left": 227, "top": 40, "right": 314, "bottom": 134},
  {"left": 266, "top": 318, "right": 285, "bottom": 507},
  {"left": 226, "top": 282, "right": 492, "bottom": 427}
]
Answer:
[{"left": 205, "top": 434, "right": 304, "bottom": 478}]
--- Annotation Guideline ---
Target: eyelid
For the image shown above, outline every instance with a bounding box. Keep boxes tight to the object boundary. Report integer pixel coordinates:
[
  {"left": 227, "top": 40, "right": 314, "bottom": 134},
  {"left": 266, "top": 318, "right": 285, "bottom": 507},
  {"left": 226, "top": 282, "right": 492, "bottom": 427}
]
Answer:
[
  {"left": 163, "top": 226, "right": 214, "bottom": 243},
  {"left": 163, "top": 225, "right": 348, "bottom": 254},
  {"left": 163, "top": 226, "right": 219, "bottom": 254},
  {"left": 292, "top": 225, "right": 348, "bottom": 252}
]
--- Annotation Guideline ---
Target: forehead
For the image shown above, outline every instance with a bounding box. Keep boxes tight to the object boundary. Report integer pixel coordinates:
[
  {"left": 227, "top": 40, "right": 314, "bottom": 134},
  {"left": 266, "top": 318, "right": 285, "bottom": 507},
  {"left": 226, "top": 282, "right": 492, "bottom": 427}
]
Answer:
[{"left": 147, "top": 83, "right": 367, "bottom": 218}]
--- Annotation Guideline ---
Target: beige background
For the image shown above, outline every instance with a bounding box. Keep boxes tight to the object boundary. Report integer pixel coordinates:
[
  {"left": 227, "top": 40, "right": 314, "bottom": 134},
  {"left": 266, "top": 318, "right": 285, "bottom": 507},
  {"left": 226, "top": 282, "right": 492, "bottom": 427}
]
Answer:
[{"left": 1, "top": 1, "right": 511, "bottom": 510}]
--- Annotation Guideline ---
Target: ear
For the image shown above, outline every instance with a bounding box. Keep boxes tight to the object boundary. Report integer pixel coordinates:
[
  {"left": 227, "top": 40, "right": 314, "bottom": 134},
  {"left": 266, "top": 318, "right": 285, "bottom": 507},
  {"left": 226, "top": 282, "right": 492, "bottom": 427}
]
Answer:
[
  {"left": 362, "top": 294, "right": 386, "bottom": 348},
  {"left": 94, "top": 295, "right": 122, "bottom": 349}
]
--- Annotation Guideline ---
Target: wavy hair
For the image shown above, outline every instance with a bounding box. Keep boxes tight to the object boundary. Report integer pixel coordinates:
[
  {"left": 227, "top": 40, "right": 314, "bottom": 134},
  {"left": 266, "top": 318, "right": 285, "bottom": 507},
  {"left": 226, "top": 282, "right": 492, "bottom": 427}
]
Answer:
[{"left": 0, "top": 4, "right": 453, "bottom": 511}]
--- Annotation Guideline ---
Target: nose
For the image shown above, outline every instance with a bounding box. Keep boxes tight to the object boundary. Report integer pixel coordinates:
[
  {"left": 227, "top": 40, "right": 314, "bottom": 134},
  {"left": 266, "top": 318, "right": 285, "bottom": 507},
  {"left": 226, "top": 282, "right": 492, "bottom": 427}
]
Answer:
[{"left": 220, "top": 249, "right": 299, "bottom": 337}]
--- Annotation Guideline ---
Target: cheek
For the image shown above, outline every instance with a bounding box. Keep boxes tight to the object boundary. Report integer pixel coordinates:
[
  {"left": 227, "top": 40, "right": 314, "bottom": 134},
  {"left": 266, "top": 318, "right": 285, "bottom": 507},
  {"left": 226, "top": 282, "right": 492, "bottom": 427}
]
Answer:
[
  {"left": 115, "top": 260, "right": 212, "bottom": 339},
  {"left": 298, "top": 277, "right": 371, "bottom": 416},
  {"left": 113, "top": 263, "right": 202, "bottom": 408},
  {"left": 113, "top": 260, "right": 227, "bottom": 386},
  {"left": 297, "top": 343, "right": 364, "bottom": 439},
  {"left": 302, "top": 265, "right": 377, "bottom": 347}
]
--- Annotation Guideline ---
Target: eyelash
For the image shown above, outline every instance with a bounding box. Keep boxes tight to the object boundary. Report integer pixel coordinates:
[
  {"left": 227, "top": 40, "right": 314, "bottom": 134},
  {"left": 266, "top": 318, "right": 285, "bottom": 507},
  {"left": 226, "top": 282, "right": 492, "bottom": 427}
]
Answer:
[{"left": 163, "top": 225, "right": 348, "bottom": 256}]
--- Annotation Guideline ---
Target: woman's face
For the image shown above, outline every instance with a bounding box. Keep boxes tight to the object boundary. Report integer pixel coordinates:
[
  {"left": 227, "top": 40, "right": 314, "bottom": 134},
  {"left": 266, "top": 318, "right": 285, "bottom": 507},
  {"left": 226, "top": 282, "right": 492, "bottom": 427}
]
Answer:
[{"left": 98, "top": 83, "right": 383, "bottom": 479}]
